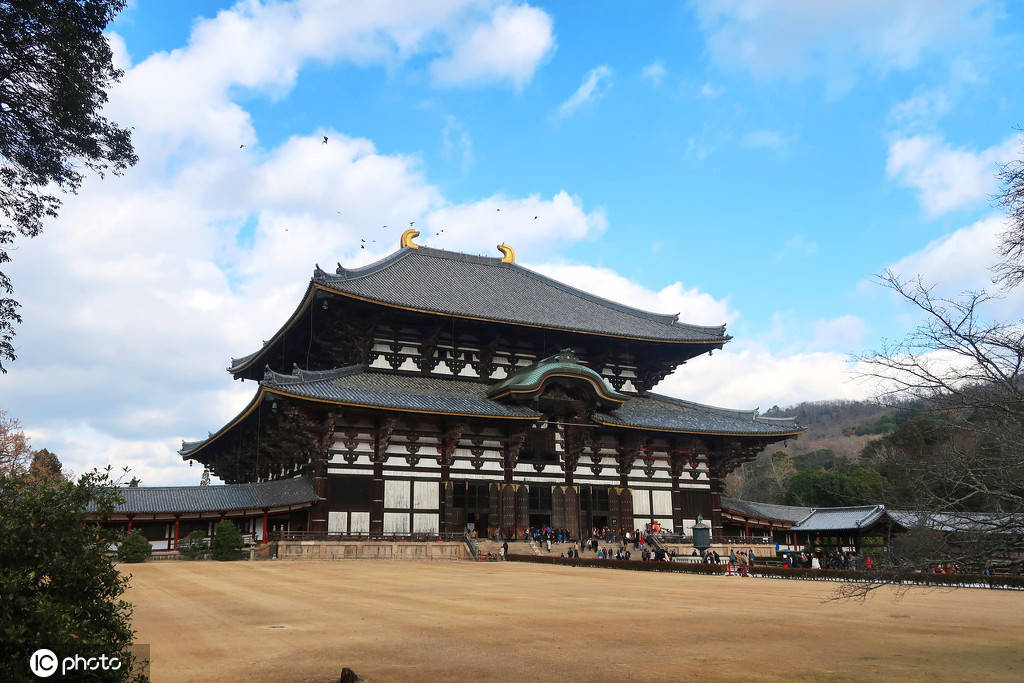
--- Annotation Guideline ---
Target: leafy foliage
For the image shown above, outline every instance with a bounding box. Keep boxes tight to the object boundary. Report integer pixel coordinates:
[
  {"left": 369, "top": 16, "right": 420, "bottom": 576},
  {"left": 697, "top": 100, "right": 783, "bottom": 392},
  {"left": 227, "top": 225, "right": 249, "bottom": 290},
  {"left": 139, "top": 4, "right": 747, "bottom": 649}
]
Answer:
[
  {"left": 0, "top": 467, "right": 138, "bottom": 678},
  {"left": 211, "top": 520, "right": 243, "bottom": 561},
  {"left": 178, "top": 530, "right": 208, "bottom": 561},
  {"left": 116, "top": 531, "right": 152, "bottom": 564},
  {"left": 784, "top": 462, "right": 887, "bottom": 508},
  {"left": 0, "top": 0, "right": 137, "bottom": 371},
  {"left": 28, "top": 448, "right": 63, "bottom": 483}
]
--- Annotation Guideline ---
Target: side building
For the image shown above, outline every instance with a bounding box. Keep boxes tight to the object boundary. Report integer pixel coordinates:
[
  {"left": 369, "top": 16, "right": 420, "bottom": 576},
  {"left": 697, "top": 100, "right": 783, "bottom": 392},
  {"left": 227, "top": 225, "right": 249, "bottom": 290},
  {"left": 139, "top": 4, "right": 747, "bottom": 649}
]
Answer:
[{"left": 180, "top": 233, "right": 804, "bottom": 541}]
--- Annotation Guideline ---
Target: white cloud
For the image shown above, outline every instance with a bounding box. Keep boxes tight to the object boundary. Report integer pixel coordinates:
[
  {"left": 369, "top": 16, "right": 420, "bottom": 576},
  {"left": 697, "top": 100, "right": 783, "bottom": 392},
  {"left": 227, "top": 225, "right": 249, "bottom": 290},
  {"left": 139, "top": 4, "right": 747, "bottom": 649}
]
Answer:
[
  {"left": 694, "top": 0, "right": 995, "bottom": 87},
  {"left": 642, "top": 60, "right": 666, "bottom": 86},
  {"left": 441, "top": 115, "right": 474, "bottom": 172},
  {"left": 555, "top": 65, "right": 613, "bottom": 118},
  {"left": 656, "top": 344, "right": 873, "bottom": 409},
  {"left": 107, "top": 1, "right": 556, "bottom": 159},
  {"left": 886, "top": 133, "right": 1021, "bottom": 217},
  {"left": 418, "top": 191, "right": 606, "bottom": 255},
  {"left": 808, "top": 315, "right": 868, "bottom": 352},
  {"left": 1, "top": 0, "right": 581, "bottom": 486},
  {"left": 527, "top": 263, "right": 737, "bottom": 327},
  {"left": 887, "top": 214, "right": 1004, "bottom": 290},
  {"left": 430, "top": 4, "right": 555, "bottom": 89}
]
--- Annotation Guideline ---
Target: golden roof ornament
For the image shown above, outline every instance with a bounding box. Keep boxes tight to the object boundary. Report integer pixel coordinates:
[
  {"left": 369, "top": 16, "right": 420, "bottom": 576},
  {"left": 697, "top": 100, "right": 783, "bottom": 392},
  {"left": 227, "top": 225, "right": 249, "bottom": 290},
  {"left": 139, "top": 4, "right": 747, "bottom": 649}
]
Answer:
[
  {"left": 400, "top": 229, "right": 420, "bottom": 249},
  {"left": 497, "top": 243, "right": 515, "bottom": 263}
]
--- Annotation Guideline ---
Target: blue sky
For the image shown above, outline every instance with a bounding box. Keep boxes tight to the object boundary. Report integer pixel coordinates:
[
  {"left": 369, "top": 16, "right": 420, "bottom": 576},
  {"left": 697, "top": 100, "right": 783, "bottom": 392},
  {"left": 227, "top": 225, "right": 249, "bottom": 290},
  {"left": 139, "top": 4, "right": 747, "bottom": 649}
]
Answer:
[{"left": 5, "top": 1, "right": 1024, "bottom": 484}]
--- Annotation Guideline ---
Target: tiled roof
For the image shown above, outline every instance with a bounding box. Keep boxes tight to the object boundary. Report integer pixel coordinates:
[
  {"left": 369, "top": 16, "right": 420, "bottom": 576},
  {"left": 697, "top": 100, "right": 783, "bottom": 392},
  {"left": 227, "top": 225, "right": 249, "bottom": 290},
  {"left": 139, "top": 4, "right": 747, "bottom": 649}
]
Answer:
[
  {"left": 88, "top": 477, "right": 317, "bottom": 514},
  {"left": 314, "top": 247, "right": 729, "bottom": 343},
  {"left": 184, "top": 367, "right": 801, "bottom": 458},
  {"left": 887, "top": 510, "right": 1024, "bottom": 534},
  {"left": 721, "top": 497, "right": 812, "bottom": 524},
  {"left": 594, "top": 393, "right": 803, "bottom": 436},
  {"left": 266, "top": 365, "right": 543, "bottom": 419},
  {"left": 791, "top": 505, "right": 887, "bottom": 532}
]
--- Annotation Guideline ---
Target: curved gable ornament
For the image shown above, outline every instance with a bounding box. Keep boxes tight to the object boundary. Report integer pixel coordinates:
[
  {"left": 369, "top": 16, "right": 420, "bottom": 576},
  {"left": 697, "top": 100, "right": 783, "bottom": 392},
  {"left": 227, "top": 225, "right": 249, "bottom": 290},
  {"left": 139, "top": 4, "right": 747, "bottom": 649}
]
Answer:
[
  {"left": 487, "top": 348, "right": 627, "bottom": 410},
  {"left": 401, "top": 229, "right": 420, "bottom": 249},
  {"left": 497, "top": 243, "right": 515, "bottom": 263}
]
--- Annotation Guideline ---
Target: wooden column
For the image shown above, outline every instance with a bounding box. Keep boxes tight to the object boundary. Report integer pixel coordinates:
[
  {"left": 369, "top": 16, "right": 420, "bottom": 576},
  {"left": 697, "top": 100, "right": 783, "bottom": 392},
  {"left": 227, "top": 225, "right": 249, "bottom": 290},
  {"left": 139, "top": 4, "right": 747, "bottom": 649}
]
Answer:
[
  {"left": 669, "top": 449, "right": 686, "bottom": 535},
  {"left": 499, "top": 484, "right": 516, "bottom": 538},
  {"left": 515, "top": 484, "right": 529, "bottom": 536},
  {"left": 564, "top": 485, "right": 580, "bottom": 539},
  {"left": 262, "top": 510, "right": 269, "bottom": 542},
  {"left": 173, "top": 516, "right": 180, "bottom": 550},
  {"left": 619, "top": 488, "right": 633, "bottom": 536},
  {"left": 126, "top": 516, "right": 133, "bottom": 532},
  {"left": 708, "top": 474, "right": 724, "bottom": 540},
  {"left": 370, "top": 418, "right": 395, "bottom": 538}
]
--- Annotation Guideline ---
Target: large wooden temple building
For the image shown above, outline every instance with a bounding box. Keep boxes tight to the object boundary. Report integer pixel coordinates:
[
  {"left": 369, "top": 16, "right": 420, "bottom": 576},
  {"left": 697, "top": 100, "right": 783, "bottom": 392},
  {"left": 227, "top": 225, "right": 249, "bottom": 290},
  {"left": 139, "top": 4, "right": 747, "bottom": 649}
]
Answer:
[{"left": 180, "top": 232, "right": 803, "bottom": 541}]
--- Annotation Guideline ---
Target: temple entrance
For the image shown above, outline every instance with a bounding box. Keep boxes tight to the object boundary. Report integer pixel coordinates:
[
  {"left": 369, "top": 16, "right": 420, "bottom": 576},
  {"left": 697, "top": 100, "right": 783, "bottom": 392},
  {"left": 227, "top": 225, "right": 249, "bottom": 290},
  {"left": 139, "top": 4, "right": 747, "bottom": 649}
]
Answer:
[
  {"left": 466, "top": 512, "right": 489, "bottom": 537},
  {"left": 592, "top": 515, "right": 608, "bottom": 530},
  {"left": 529, "top": 514, "right": 551, "bottom": 529}
]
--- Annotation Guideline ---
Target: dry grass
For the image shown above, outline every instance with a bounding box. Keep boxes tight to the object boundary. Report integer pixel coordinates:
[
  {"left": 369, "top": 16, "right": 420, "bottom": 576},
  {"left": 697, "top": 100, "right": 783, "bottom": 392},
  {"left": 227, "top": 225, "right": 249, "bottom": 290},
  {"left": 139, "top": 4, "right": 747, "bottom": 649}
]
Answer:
[{"left": 123, "top": 560, "right": 1024, "bottom": 682}]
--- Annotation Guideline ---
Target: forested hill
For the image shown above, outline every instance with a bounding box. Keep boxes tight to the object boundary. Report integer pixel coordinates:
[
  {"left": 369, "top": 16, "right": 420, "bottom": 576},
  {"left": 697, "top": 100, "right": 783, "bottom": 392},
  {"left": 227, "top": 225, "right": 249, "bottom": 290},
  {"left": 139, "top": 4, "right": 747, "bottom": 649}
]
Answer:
[
  {"left": 761, "top": 400, "right": 902, "bottom": 459},
  {"left": 727, "top": 399, "right": 926, "bottom": 507}
]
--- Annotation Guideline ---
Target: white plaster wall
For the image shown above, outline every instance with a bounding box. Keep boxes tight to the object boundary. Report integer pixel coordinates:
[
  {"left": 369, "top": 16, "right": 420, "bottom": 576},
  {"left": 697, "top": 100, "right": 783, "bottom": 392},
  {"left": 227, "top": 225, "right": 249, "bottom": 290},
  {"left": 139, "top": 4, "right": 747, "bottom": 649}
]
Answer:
[
  {"left": 384, "top": 512, "right": 409, "bottom": 534},
  {"left": 385, "top": 480, "right": 410, "bottom": 508},
  {"left": 413, "top": 513, "right": 439, "bottom": 534},
  {"left": 350, "top": 512, "right": 370, "bottom": 534},
  {"left": 652, "top": 490, "right": 672, "bottom": 517},
  {"left": 413, "top": 481, "right": 439, "bottom": 509},
  {"left": 328, "top": 511, "right": 347, "bottom": 535},
  {"left": 633, "top": 489, "right": 650, "bottom": 515}
]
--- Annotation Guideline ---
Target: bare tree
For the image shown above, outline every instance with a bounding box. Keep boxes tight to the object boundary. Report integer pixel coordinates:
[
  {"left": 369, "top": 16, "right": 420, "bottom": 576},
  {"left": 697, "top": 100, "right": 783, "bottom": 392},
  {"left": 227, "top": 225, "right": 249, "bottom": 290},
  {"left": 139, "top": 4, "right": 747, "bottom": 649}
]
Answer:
[
  {"left": 849, "top": 271, "right": 1024, "bottom": 594},
  {"left": 993, "top": 133, "right": 1024, "bottom": 288}
]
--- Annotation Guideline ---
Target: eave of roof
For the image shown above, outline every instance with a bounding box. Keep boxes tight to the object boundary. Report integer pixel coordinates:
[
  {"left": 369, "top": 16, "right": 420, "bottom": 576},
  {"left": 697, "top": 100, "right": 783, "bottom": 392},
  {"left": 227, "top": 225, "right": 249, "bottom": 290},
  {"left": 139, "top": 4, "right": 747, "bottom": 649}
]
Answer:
[
  {"left": 87, "top": 477, "right": 318, "bottom": 515},
  {"left": 229, "top": 246, "right": 731, "bottom": 375},
  {"left": 721, "top": 497, "right": 812, "bottom": 524},
  {"left": 791, "top": 505, "right": 888, "bottom": 532},
  {"left": 183, "top": 366, "right": 542, "bottom": 459},
  {"left": 594, "top": 393, "right": 805, "bottom": 438}
]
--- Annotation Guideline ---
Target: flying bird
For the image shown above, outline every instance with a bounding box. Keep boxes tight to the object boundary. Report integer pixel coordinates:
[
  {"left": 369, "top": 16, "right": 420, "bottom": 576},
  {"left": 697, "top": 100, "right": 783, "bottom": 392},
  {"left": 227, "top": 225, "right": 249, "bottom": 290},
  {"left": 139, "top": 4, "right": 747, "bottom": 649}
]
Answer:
[
  {"left": 533, "top": 216, "right": 538, "bottom": 220},
  {"left": 322, "top": 136, "right": 328, "bottom": 144},
  {"left": 409, "top": 220, "right": 415, "bottom": 226},
  {"left": 239, "top": 144, "right": 245, "bottom": 149},
  {"left": 496, "top": 208, "right": 501, "bottom": 212}
]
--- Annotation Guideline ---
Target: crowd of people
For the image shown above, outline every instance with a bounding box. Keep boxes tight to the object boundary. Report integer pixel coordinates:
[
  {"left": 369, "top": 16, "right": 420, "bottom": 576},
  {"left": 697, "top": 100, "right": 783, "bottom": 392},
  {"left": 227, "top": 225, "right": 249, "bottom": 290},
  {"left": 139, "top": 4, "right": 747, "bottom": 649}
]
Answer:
[
  {"left": 782, "top": 551, "right": 857, "bottom": 570},
  {"left": 496, "top": 525, "right": 679, "bottom": 562}
]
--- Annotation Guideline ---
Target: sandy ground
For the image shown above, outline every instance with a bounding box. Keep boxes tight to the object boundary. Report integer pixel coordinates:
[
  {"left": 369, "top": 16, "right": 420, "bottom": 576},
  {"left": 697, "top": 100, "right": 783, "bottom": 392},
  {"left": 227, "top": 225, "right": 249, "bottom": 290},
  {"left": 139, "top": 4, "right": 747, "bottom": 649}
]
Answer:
[{"left": 123, "top": 560, "right": 1024, "bottom": 682}]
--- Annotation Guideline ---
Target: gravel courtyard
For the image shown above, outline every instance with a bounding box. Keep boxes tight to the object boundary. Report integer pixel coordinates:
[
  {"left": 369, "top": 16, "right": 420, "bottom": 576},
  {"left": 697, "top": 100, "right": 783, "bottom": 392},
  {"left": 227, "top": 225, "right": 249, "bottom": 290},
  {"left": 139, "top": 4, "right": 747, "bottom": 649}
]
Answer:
[{"left": 124, "top": 560, "right": 1024, "bottom": 682}]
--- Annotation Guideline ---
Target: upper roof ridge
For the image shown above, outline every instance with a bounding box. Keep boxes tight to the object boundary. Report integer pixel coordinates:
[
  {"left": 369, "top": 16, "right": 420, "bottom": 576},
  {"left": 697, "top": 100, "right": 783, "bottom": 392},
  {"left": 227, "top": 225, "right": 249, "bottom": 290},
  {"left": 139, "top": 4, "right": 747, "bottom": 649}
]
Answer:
[{"left": 326, "top": 245, "right": 726, "bottom": 331}]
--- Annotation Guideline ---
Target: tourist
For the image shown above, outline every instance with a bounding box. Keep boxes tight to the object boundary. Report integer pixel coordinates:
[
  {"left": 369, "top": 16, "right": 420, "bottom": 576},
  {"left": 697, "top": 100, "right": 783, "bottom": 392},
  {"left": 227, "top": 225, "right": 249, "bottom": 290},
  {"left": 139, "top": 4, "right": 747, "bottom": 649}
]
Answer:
[
  {"left": 748, "top": 549, "right": 756, "bottom": 566},
  {"left": 502, "top": 541, "right": 509, "bottom": 557},
  {"left": 811, "top": 554, "right": 820, "bottom": 569},
  {"left": 546, "top": 538, "right": 552, "bottom": 552},
  {"left": 729, "top": 549, "right": 737, "bottom": 564}
]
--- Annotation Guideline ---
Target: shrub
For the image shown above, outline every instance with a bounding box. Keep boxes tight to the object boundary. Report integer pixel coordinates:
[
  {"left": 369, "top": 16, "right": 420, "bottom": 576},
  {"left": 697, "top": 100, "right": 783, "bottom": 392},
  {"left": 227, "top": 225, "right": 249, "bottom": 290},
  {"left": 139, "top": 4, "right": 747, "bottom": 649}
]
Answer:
[
  {"left": 505, "top": 554, "right": 727, "bottom": 575},
  {"left": 211, "top": 520, "right": 243, "bottom": 561},
  {"left": 178, "top": 530, "right": 208, "bottom": 560},
  {"left": 117, "top": 530, "right": 152, "bottom": 563},
  {"left": 0, "top": 469, "right": 138, "bottom": 677}
]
